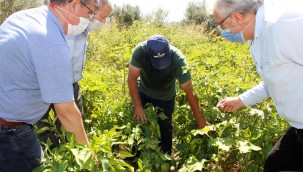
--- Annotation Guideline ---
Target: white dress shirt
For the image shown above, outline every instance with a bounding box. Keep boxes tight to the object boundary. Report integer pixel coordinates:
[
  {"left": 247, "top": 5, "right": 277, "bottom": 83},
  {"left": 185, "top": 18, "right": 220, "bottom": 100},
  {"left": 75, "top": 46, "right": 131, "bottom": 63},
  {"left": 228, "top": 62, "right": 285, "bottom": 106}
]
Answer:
[
  {"left": 239, "top": 0, "right": 303, "bottom": 128},
  {"left": 65, "top": 30, "right": 89, "bottom": 83}
]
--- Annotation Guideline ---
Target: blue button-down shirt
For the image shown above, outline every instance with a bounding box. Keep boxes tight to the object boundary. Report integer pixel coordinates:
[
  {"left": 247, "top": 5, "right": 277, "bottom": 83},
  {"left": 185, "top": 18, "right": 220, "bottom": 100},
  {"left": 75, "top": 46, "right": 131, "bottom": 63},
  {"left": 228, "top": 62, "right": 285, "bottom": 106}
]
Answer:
[{"left": 0, "top": 6, "right": 74, "bottom": 124}]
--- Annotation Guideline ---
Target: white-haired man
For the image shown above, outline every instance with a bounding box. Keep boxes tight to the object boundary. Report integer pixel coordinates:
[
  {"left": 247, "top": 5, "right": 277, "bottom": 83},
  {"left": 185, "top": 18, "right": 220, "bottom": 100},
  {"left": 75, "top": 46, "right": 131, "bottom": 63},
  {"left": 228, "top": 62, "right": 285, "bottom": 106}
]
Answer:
[{"left": 212, "top": 0, "right": 303, "bottom": 171}]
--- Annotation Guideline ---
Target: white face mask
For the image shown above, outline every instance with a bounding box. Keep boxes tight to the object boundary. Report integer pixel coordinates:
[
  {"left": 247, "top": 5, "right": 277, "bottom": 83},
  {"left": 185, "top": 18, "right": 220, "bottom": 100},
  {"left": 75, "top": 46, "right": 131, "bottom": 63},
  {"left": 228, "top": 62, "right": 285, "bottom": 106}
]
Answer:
[
  {"left": 55, "top": 5, "right": 90, "bottom": 35},
  {"left": 67, "top": 17, "right": 89, "bottom": 35},
  {"left": 87, "top": 19, "right": 104, "bottom": 32}
]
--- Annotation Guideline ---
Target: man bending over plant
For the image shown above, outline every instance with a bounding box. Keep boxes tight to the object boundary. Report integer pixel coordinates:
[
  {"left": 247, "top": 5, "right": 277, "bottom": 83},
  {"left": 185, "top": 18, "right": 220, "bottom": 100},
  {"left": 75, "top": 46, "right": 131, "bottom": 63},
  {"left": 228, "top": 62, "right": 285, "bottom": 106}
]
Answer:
[{"left": 128, "top": 34, "right": 208, "bottom": 154}]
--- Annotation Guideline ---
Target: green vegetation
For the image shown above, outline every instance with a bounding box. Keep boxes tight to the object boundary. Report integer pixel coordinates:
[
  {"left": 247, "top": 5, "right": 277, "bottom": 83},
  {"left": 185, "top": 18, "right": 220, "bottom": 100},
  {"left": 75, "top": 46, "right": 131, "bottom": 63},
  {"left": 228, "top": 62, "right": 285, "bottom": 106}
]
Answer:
[
  {"left": 111, "top": 4, "right": 142, "bottom": 26},
  {"left": 0, "top": 1, "right": 288, "bottom": 171},
  {"left": 34, "top": 21, "right": 288, "bottom": 171},
  {"left": 110, "top": 1, "right": 210, "bottom": 26},
  {"left": 0, "top": 0, "right": 40, "bottom": 24},
  {"left": 184, "top": 1, "right": 208, "bottom": 24}
]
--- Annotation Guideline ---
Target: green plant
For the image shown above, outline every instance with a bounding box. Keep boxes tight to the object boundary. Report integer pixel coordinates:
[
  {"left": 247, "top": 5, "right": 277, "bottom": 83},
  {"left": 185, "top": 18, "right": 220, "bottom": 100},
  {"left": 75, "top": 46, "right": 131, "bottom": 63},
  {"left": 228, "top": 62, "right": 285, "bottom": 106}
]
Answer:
[{"left": 33, "top": 21, "right": 288, "bottom": 171}]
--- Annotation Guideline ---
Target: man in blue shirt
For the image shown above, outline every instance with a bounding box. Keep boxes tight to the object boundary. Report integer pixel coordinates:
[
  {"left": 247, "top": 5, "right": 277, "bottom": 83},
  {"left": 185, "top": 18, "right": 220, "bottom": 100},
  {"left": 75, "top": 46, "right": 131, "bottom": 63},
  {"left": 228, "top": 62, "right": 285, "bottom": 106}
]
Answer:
[
  {"left": 0, "top": 0, "right": 96, "bottom": 171},
  {"left": 37, "top": 0, "right": 113, "bottom": 148}
]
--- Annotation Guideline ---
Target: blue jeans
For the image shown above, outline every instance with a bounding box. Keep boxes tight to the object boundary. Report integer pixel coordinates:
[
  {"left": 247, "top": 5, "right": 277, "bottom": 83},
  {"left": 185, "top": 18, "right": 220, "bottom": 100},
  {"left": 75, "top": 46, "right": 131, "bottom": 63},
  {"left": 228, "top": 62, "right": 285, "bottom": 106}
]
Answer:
[
  {"left": 0, "top": 124, "right": 43, "bottom": 172},
  {"left": 139, "top": 92, "right": 175, "bottom": 154}
]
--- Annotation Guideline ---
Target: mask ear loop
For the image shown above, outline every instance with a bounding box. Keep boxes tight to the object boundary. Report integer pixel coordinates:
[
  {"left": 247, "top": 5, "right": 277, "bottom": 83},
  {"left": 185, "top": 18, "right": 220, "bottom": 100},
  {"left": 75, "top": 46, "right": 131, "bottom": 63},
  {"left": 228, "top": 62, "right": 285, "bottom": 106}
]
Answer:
[
  {"left": 52, "top": 4, "right": 70, "bottom": 24},
  {"left": 56, "top": 6, "right": 80, "bottom": 18},
  {"left": 50, "top": 2, "right": 80, "bottom": 19},
  {"left": 50, "top": 2, "right": 81, "bottom": 25},
  {"left": 230, "top": 13, "right": 255, "bottom": 32},
  {"left": 239, "top": 14, "right": 256, "bottom": 33}
]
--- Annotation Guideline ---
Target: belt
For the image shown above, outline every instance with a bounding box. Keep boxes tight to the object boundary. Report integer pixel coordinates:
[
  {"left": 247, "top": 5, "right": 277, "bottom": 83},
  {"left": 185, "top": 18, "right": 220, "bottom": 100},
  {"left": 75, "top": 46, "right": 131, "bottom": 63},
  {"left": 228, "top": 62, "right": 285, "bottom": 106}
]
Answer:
[{"left": 0, "top": 118, "right": 26, "bottom": 126}]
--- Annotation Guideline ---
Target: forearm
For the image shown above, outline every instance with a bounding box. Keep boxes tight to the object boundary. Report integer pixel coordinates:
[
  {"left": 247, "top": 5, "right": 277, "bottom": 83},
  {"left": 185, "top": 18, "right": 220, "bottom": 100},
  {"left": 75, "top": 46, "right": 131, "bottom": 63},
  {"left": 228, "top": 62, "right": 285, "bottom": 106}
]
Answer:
[
  {"left": 181, "top": 80, "right": 206, "bottom": 124},
  {"left": 239, "top": 81, "right": 269, "bottom": 107},
  {"left": 54, "top": 102, "right": 89, "bottom": 145},
  {"left": 129, "top": 84, "right": 141, "bottom": 107},
  {"left": 127, "top": 70, "right": 142, "bottom": 108},
  {"left": 127, "top": 65, "right": 147, "bottom": 122},
  {"left": 186, "top": 91, "right": 205, "bottom": 122}
]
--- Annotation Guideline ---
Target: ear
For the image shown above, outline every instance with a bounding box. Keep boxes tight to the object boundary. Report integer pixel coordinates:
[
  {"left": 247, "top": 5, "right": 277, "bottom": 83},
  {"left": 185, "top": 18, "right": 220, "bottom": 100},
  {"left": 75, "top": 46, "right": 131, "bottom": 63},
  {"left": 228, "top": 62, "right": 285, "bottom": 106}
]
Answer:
[
  {"left": 70, "top": 0, "right": 81, "bottom": 12},
  {"left": 230, "top": 12, "right": 245, "bottom": 26}
]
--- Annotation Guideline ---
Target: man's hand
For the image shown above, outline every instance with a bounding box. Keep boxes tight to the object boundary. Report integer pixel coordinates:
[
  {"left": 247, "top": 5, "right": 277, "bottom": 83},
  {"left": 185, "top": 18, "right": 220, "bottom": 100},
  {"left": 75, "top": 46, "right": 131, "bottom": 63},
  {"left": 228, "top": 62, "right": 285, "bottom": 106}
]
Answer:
[
  {"left": 133, "top": 105, "right": 147, "bottom": 123},
  {"left": 196, "top": 118, "right": 208, "bottom": 129},
  {"left": 181, "top": 80, "right": 208, "bottom": 130},
  {"left": 216, "top": 97, "right": 245, "bottom": 112},
  {"left": 128, "top": 64, "right": 147, "bottom": 123}
]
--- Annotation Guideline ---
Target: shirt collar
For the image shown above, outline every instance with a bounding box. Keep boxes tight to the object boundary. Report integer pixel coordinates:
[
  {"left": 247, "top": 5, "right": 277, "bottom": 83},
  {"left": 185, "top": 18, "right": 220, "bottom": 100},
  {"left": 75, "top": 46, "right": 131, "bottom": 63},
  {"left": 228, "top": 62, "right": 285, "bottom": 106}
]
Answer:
[{"left": 254, "top": 4, "right": 265, "bottom": 42}]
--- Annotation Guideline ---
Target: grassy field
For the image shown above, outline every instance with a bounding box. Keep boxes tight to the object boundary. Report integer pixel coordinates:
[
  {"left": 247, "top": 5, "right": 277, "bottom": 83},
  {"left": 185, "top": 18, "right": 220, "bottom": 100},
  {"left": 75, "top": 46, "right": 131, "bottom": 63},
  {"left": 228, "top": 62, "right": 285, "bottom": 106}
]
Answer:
[{"left": 35, "top": 21, "right": 288, "bottom": 172}]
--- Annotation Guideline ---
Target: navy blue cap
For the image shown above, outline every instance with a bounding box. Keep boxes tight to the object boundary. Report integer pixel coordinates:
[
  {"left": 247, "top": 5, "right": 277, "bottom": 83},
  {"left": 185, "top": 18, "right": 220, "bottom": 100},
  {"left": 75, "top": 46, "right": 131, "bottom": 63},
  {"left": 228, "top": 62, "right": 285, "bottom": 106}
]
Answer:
[{"left": 147, "top": 35, "right": 171, "bottom": 70}]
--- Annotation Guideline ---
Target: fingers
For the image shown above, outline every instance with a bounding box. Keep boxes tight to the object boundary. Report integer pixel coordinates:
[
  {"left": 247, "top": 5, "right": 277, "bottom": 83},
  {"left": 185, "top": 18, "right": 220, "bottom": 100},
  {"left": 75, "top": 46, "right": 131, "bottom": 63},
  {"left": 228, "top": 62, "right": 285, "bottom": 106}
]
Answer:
[
  {"left": 133, "top": 113, "right": 147, "bottom": 123},
  {"left": 197, "top": 120, "right": 208, "bottom": 129},
  {"left": 222, "top": 105, "right": 234, "bottom": 112},
  {"left": 139, "top": 114, "right": 147, "bottom": 123},
  {"left": 133, "top": 106, "right": 147, "bottom": 123},
  {"left": 216, "top": 98, "right": 227, "bottom": 108},
  {"left": 216, "top": 97, "right": 239, "bottom": 112}
]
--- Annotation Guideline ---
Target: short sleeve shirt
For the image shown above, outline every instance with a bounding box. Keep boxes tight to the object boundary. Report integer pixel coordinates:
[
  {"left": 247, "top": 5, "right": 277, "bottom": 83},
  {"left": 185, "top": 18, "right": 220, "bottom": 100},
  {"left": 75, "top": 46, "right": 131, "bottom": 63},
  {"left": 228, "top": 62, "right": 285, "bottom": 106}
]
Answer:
[
  {"left": 130, "top": 41, "right": 191, "bottom": 100},
  {"left": 0, "top": 6, "right": 74, "bottom": 124}
]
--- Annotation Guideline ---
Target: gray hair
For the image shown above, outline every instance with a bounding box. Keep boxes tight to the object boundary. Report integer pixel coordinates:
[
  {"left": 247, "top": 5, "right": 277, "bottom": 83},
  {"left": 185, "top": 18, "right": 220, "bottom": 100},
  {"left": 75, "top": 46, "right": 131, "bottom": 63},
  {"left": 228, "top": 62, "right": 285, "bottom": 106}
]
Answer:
[
  {"left": 213, "top": 0, "right": 264, "bottom": 16},
  {"left": 96, "top": 0, "right": 113, "bottom": 10},
  {"left": 50, "top": 0, "right": 97, "bottom": 6},
  {"left": 81, "top": 0, "right": 95, "bottom": 5},
  {"left": 50, "top": 0, "right": 72, "bottom": 5}
]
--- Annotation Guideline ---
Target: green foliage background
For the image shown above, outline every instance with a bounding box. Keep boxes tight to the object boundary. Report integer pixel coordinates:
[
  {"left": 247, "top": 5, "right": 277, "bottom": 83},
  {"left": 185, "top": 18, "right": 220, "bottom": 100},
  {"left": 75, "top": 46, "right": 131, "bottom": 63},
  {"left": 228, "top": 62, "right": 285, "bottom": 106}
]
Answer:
[
  {"left": 0, "top": 1, "right": 289, "bottom": 171},
  {"left": 0, "top": 0, "right": 41, "bottom": 24},
  {"left": 35, "top": 21, "right": 288, "bottom": 171}
]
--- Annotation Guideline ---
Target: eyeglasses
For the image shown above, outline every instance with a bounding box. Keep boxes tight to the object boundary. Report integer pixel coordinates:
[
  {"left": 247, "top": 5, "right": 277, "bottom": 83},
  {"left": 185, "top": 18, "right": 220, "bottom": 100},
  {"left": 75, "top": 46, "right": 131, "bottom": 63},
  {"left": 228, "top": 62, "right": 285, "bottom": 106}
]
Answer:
[
  {"left": 210, "top": 13, "right": 232, "bottom": 28},
  {"left": 80, "top": 1, "right": 95, "bottom": 19}
]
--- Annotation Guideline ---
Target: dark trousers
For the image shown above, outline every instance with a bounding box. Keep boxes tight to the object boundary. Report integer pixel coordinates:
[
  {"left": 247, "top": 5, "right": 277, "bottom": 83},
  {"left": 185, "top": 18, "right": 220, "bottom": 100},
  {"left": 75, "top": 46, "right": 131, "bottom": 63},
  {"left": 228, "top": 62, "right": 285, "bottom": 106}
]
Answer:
[
  {"left": 0, "top": 124, "right": 43, "bottom": 172},
  {"left": 139, "top": 92, "right": 175, "bottom": 154},
  {"left": 264, "top": 127, "right": 303, "bottom": 172},
  {"left": 36, "top": 82, "right": 84, "bottom": 148}
]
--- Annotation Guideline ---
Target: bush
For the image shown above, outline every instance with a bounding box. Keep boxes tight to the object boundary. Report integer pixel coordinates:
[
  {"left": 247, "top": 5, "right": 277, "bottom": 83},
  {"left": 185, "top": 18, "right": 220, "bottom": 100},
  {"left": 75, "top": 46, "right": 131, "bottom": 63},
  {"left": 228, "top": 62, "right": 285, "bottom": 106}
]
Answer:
[
  {"left": 0, "top": 0, "right": 40, "bottom": 24},
  {"left": 35, "top": 21, "right": 287, "bottom": 172}
]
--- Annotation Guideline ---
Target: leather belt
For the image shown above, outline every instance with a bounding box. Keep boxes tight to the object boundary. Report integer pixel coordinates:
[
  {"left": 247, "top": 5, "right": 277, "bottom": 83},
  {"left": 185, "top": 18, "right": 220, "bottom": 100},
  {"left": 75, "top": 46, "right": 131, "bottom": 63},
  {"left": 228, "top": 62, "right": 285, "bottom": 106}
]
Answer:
[{"left": 0, "top": 118, "right": 26, "bottom": 126}]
